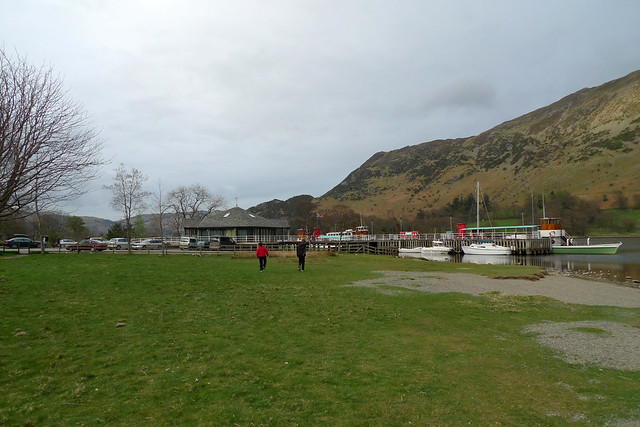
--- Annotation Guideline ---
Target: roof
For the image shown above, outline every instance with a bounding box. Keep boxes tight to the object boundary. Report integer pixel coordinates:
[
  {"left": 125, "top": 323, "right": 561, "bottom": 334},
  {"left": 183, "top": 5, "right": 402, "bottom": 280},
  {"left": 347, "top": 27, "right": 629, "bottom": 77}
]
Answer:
[{"left": 182, "top": 207, "right": 289, "bottom": 229}]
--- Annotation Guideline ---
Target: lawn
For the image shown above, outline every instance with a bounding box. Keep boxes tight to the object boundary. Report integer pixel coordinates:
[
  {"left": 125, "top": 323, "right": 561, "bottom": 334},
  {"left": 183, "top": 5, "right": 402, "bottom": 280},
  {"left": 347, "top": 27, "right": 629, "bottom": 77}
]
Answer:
[{"left": 1, "top": 253, "right": 639, "bottom": 425}]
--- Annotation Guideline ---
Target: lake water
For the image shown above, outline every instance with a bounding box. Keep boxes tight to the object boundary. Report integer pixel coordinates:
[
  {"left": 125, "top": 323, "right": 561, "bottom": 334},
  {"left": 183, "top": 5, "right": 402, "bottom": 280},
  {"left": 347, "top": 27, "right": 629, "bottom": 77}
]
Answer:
[{"left": 400, "top": 237, "right": 640, "bottom": 286}]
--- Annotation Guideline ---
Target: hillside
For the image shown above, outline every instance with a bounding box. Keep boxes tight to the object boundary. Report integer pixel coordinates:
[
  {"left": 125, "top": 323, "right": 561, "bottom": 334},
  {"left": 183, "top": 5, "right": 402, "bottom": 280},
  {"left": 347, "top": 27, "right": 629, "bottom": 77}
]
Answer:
[{"left": 316, "top": 70, "right": 640, "bottom": 220}]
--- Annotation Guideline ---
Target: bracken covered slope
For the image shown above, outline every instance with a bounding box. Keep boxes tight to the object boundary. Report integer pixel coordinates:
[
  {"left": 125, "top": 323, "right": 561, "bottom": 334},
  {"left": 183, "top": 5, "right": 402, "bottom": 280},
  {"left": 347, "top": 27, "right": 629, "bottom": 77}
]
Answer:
[{"left": 319, "top": 70, "right": 640, "bottom": 219}]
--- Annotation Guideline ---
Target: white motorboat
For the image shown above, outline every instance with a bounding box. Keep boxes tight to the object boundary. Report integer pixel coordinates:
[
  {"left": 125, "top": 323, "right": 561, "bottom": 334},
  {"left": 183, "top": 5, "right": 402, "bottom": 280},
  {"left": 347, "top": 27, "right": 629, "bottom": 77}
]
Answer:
[
  {"left": 398, "top": 247, "right": 424, "bottom": 254},
  {"left": 462, "top": 242, "right": 512, "bottom": 255},
  {"left": 421, "top": 240, "right": 451, "bottom": 255}
]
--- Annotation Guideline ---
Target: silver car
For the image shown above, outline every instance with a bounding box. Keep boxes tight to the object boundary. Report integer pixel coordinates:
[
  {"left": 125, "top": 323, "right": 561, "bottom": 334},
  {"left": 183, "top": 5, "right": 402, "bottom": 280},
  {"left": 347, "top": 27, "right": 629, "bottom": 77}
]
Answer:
[
  {"left": 108, "top": 238, "right": 129, "bottom": 249},
  {"left": 132, "top": 238, "right": 164, "bottom": 250}
]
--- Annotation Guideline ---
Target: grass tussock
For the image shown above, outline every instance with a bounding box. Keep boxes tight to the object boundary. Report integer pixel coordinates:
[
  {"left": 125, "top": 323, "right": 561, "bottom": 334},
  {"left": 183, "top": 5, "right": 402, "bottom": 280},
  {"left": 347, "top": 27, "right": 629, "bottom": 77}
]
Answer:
[{"left": 0, "top": 253, "right": 639, "bottom": 425}]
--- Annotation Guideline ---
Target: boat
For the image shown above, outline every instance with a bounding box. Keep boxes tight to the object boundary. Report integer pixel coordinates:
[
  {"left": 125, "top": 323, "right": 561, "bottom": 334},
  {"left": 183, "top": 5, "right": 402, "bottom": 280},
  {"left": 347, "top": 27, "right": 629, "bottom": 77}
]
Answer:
[
  {"left": 398, "top": 246, "right": 424, "bottom": 254},
  {"left": 462, "top": 242, "right": 512, "bottom": 255},
  {"left": 421, "top": 240, "right": 452, "bottom": 254},
  {"left": 462, "top": 182, "right": 512, "bottom": 256},
  {"left": 538, "top": 217, "right": 622, "bottom": 254},
  {"left": 550, "top": 242, "right": 622, "bottom": 254}
]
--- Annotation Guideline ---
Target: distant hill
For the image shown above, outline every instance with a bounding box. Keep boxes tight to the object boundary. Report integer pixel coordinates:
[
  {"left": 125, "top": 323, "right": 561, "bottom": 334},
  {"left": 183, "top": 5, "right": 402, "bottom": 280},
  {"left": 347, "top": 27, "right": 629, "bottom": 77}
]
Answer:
[
  {"left": 248, "top": 195, "right": 314, "bottom": 220},
  {"left": 81, "top": 216, "right": 115, "bottom": 236},
  {"left": 314, "top": 70, "right": 640, "bottom": 220}
]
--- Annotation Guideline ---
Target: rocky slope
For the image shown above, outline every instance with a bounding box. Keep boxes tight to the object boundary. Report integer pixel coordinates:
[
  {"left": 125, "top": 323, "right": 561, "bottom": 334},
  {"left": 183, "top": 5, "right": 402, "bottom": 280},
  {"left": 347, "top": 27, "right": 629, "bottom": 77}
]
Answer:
[{"left": 317, "top": 70, "right": 640, "bottom": 219}]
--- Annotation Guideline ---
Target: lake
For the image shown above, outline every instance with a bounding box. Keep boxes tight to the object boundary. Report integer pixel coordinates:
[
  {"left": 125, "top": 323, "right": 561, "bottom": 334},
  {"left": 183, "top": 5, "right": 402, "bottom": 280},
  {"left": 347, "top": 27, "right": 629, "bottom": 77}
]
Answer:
[{"left": 400, "top": 237, "right": 640, "bottom": 286}]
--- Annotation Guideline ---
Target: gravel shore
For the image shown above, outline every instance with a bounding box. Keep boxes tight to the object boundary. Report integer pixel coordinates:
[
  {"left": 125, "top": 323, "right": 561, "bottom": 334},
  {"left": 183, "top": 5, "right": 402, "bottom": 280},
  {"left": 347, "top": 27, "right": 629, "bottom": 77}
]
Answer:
[
  {"left": 352, "top": 271, "right": 640, "bottom": 307},
  {"left": 351, "top": 271, "right": 640, "bottom": 373}
]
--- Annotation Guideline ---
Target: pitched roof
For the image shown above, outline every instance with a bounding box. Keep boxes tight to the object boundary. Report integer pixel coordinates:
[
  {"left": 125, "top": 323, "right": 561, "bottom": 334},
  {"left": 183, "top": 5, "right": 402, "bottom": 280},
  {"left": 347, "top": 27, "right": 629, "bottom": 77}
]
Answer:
[{"left": 183, "top": 207, "right": 289, "bottom": 229}]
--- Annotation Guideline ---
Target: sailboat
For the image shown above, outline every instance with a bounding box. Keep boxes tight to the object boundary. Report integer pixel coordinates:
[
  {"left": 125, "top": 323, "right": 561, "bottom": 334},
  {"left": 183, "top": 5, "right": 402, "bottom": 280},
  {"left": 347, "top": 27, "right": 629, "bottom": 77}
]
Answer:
[{"left": 461, "top": 182, "right": 512, "bottom": 256}]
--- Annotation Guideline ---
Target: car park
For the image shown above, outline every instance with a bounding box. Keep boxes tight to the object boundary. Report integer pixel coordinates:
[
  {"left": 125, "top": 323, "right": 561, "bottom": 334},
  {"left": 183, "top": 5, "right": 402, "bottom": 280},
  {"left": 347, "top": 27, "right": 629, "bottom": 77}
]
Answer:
[
  {"left": 108, "top": 238, "right": 129, "bottom": 249},
  {"left": 132, "top": 238, "right": 163, "bottom": 250},
  {"left": 66, "top": 239, "right": 108, "bottom": 251},
  {"left": 3, "top": 237, "right": 40, "bottom": 248}
]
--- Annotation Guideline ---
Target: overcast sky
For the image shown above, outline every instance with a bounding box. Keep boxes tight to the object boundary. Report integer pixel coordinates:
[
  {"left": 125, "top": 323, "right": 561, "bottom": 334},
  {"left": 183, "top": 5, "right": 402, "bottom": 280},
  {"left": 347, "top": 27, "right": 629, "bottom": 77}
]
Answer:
[{"left": 2, "top": 0, "right": 640, "bottom": 220}]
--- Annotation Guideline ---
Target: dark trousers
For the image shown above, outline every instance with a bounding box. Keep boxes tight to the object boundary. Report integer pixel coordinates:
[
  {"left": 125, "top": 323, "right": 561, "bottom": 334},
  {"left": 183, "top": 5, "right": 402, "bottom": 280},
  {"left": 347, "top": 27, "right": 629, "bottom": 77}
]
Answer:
[
  {"left": 298, "top": 256, "right": 306, "bottom": 271},
  {"left": 259, "top": 256, "right": 267, "bottom": 271}
]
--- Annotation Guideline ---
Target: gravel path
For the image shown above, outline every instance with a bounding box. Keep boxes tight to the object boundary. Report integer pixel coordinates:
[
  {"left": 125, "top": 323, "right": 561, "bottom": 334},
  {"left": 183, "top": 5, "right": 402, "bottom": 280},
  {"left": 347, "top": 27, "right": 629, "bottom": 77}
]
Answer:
[{"left": 351, "top": 271, "right": 640, "bottom": 373}]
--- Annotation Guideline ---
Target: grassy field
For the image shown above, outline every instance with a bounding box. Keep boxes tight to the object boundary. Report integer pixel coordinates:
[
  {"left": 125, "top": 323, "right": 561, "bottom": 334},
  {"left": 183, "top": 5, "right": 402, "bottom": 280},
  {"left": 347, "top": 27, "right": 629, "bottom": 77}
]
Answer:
[{"left": 1, "top": 252, "right": 639, "bottom": 425}]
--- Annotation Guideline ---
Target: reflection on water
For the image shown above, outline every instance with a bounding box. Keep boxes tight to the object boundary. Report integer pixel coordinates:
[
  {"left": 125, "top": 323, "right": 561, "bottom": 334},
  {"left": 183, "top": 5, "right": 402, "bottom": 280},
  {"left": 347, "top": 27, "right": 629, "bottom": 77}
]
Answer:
[{"left": 398, "top": 237, "right": 640, "bottom": 285}]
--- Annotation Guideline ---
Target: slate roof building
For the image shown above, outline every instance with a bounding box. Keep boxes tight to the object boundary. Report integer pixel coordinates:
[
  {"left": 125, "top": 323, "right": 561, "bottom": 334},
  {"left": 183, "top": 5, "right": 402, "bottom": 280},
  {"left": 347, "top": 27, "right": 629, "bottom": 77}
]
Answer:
[{"left": 182, "top": 207, "right": 290, "bottom": 242}]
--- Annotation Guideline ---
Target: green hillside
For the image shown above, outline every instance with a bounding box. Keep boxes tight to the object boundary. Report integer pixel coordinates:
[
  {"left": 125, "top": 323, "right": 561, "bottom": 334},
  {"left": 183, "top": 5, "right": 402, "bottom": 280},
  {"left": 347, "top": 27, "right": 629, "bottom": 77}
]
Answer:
[{"left": 318, "top": 70, "right": 640, "bottom": 221}]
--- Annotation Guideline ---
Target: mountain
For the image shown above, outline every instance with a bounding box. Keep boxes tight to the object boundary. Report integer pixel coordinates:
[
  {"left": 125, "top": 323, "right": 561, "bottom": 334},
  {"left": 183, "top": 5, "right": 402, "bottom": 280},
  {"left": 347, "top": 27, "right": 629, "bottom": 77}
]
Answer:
[
  {"left": 80, "top": 216, "right": 115, "bottom": 236},
  {"left": 249, "top": 195, "right": 314, "bottom": 219},
  {"left": 315, "top": 70, "right": 640, "bottom": 219}
]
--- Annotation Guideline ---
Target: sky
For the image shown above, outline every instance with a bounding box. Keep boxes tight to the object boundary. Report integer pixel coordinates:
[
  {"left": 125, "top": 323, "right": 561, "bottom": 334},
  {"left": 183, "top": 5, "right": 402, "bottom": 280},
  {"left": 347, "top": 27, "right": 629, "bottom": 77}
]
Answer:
[{"left": 2, "top": 0, "right": 640, "bottom": 220}]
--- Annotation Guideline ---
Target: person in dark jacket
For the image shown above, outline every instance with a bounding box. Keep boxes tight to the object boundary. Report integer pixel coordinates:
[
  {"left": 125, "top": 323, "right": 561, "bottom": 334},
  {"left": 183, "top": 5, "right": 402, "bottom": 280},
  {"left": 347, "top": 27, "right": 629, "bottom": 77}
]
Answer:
[
  {"left": 296, "top": 239, "right": 309, "bottom": 271},
  {"left": 256, "top": 243, "right": 269, "bottom": 272}
]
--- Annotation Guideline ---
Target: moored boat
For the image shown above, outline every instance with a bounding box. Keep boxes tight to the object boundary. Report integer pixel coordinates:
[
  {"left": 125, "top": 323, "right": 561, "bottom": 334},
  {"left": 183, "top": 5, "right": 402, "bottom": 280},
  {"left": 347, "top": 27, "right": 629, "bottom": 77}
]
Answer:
[
  {"left": 462, "top": 242, "right": 512, "bottom": 255},
  {"left": 550, "top": 242, "right": 622, "bottom": 255},
  {"left": 421, "top": 240, "right": 452, "bottom": 254},
  {"left": 398, "top": 247, "right": 424, "bottom": 254},
  {"left": 539, "top": 217, "right": 622, "bottom": 255}
]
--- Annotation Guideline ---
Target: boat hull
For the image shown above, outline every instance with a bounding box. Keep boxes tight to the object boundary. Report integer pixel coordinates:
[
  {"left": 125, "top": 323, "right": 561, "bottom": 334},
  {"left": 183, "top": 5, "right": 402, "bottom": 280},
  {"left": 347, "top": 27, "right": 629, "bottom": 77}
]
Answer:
[
  {"left": 421, "top": 247, "right": 451, "bottom": 255},
  {"left": 398, "top": 247, "right": 424, "bottom": 254},
  {"left": 551, "top": 243, "right": 622, "bottom": 255},
  {"left": 462, "top": 243, "right": 512, "bottom": 255}
]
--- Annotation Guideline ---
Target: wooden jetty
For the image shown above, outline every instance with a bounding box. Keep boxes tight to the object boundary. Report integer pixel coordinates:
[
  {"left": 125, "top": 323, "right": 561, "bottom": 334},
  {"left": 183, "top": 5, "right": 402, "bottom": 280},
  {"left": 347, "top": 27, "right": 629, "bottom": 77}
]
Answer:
[{"left": 306, "top": 237, "right": 551, "bottom": 256}]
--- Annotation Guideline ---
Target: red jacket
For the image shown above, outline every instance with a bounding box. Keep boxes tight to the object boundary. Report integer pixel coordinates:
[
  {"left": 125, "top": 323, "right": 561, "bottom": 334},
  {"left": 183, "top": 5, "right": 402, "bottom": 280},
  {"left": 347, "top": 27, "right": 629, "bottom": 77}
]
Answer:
[{"left": 256, "top": 245, "right": 269, "bottom": 257}]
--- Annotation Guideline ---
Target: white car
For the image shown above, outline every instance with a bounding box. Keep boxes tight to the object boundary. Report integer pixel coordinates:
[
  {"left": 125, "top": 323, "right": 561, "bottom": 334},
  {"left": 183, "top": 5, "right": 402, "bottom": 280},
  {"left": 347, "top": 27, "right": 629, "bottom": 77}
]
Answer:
[
  {"left": 58, "top": 238, "right": 77, "bottom": 248},
  {"left": 108, "top": 238, "right": 129, "bottom": 249},
  {"left": 132, "top": 238, "right": 164, "bottom": 250}
]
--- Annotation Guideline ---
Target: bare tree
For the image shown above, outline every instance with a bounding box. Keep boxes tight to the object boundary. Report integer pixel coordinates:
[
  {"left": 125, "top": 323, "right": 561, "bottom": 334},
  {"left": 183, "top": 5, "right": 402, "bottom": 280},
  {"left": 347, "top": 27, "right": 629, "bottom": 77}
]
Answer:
[
  {"left": 0, "top": 48, "right": 104, "bottom": 220},
  {"left": 104, "top": 164, "right": 150, "bottom": 254},
  {"left": 168, "top": 184, "right": 225, "bottom": 234},
  {"left": 151, "top": 179, "right": 170, "bottom": 255}
]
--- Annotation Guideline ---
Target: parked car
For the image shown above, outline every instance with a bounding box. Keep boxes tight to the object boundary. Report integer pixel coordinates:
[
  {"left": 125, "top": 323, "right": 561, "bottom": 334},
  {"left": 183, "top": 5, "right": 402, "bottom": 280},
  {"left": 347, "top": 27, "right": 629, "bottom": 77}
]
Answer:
[
  {"left": 66, "top": 239, "right": 108, "bottom": 252},
  {"left": 3, "top": 237, "right": 40, "bottom": 248},
  {"left": 198, "top": 236, "right": 237, "bottom": 250},
  {"left": 58, "top": 238, "right": 77, "bottom": 248},
  {"left": 180, "top": 236, "right": 198, "bottom": 250},
  {"left": 108, "top": 238, "right": 129, "bottom": 249},
  {"left": 132, "top": 238, "right": 163, "bottom": 250},
  {"left": 90, "top": 237, "right": 109, "bottom": 244}
]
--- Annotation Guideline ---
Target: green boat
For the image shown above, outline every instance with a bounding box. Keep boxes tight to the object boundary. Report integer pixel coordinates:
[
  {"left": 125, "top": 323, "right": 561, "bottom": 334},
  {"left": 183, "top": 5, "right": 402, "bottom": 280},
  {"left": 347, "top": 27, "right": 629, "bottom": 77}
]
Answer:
[{"left": 550, "top": 242, "right": 622, "bottom": 255}]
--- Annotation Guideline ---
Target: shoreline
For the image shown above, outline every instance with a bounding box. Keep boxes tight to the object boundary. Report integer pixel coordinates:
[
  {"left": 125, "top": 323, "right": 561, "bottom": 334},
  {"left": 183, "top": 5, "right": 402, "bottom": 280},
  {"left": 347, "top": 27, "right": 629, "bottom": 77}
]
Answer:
[{"left": 352, "top": 270, "right": 640, "bottom": 308}]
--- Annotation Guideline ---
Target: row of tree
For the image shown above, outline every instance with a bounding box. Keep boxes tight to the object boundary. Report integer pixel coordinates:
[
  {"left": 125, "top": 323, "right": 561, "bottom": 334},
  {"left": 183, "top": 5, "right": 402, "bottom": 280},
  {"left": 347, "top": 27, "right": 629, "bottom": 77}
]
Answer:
[
  {"left": 0, "top": 49, "right": 226, "bottom": 251},
  {"left": 103, "top": 163, "right": 225, "bottom": 253}
]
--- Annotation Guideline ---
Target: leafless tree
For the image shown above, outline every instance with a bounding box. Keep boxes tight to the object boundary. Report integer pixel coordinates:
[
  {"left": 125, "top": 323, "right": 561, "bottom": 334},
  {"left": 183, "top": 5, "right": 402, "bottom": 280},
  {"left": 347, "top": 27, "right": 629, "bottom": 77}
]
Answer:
[
  {"left": 151, "top": 179, "right": 170, "bottom": 255},
  {"left": 104, "top": 164, "right": 150, "bottom": 254},
  {"left": 0, "top": 48, "right": 104, "bottom": 221},
  {"left": 168, "top": 184, "right": 225, "bottom": 234}
]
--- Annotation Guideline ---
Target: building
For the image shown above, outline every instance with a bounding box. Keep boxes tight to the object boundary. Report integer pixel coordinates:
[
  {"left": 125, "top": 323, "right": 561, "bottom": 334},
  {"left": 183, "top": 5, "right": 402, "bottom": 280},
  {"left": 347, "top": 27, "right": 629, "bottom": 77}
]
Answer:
[{"left": 182, "top": 207, "right": 290, "bottom": 242}]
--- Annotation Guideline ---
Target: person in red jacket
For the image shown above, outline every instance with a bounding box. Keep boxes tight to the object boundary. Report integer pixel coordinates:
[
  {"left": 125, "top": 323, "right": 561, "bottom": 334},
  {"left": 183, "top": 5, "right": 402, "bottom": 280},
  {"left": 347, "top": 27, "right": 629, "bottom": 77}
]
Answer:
[{"left": 256, "top": 243, "right": 269, "bottom": 272}]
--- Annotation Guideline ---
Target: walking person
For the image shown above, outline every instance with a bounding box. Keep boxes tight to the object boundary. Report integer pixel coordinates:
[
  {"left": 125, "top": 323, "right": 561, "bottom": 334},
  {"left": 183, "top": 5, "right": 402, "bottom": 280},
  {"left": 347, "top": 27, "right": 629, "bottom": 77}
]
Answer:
[
  {"left": 256, "top": 243, "right": 269, "bottom": 272},
  {"left": 296, "top": 239, "right": 309, "bottom": 271}
]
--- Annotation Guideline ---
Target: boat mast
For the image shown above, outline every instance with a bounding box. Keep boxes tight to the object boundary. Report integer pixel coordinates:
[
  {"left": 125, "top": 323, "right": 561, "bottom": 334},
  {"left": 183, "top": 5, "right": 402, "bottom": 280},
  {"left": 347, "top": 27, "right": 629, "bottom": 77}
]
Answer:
[{"left": 476, "top": 181, "right": 480, "bottom": 236}]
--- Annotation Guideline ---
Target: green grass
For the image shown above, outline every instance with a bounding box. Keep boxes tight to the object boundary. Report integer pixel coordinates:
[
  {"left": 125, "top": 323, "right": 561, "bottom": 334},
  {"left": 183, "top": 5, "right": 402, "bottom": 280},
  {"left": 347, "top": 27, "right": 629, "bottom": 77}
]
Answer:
[{"left": 1, "top": 253, "right": 639, "bottom": 425}]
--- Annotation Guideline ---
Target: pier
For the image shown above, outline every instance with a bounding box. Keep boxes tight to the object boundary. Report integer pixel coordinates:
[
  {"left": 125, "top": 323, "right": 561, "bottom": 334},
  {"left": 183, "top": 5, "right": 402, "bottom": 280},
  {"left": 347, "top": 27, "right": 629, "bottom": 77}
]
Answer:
[{"left": 303, "top": 235, "right": 552, "bottom": 256}]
